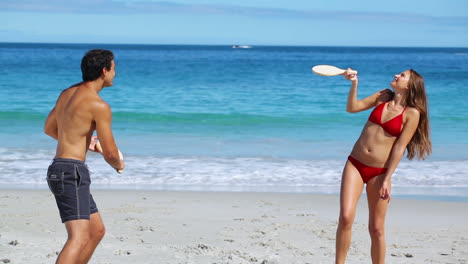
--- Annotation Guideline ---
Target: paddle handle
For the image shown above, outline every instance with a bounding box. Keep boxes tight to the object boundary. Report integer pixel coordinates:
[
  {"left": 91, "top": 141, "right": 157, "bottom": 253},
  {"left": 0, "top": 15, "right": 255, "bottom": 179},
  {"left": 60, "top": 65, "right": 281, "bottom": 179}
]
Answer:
[
  {"left": 117, "top": 151, "right": 124, "bottom": 174},
  {"left": 342, "top": 69, "right": 358, "bottom": 75},
  {"left": 95, "top": 141, "right": 124, "bottom": 174}
]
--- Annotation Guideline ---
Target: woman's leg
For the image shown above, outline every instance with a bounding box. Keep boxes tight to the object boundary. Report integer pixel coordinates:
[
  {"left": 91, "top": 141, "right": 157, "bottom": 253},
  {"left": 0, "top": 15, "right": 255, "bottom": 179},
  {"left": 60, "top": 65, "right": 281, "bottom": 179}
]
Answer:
[
  {"left": 366, "top": 176, "right": 391, "bottom": 264},
  {"left": 336, "top": 160, "right": 365, "bottom": 264}
]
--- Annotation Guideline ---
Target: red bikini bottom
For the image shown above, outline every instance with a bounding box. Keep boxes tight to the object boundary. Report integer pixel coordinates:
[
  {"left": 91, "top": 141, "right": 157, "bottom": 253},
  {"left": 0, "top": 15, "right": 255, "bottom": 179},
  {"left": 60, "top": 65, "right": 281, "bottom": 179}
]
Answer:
[{"left": 347, "top": 156, "right": 387, "bottom": 183}]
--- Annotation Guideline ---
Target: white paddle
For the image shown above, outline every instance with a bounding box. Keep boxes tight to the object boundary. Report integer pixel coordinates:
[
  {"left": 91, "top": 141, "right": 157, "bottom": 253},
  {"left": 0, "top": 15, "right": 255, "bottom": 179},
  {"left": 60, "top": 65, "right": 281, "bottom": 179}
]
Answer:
[
  {"left": 95, "top": 141, "right": 124, "bottom": 174},
  {"left": 312, "top": 65, "right": 358, "bottom": 76}
]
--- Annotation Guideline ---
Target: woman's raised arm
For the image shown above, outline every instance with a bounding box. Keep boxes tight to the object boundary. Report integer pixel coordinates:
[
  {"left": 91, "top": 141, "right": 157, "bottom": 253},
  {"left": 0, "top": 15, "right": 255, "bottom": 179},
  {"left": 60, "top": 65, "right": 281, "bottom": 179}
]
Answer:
[{"left": 344, "top": 68, "right": 393, "bottom": 113}]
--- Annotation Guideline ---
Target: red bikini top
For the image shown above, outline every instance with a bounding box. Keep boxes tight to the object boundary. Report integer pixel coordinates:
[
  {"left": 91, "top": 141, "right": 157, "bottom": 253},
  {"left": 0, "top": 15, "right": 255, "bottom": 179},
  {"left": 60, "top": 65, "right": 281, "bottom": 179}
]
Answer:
[{"left": 368, "top": 102, "right": 407, "bottom": 137}]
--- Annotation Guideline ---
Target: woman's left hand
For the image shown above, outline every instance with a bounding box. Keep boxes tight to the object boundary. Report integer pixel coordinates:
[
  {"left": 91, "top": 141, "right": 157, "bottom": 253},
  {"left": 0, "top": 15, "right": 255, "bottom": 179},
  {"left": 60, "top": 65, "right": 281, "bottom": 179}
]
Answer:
[{"left": 379, "top": 178, "right": 392, "bottom": 201}]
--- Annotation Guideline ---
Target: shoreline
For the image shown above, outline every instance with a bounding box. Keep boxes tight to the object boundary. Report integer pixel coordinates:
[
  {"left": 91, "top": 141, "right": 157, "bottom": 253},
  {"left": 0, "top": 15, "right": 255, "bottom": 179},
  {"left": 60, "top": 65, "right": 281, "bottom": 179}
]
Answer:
[
  {"left": 1, "top": 190, "right": 467, "bottom": 263},
  {"left": 2, "top": 148, "right": 467, "bottom": 203},
  {"left": 1, "top": 184, "right": 468, "bottom": 203}
]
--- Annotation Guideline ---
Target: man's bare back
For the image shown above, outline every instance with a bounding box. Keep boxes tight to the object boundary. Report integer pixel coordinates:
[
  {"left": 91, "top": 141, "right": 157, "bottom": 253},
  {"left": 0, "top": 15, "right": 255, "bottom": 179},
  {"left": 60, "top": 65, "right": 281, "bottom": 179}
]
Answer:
[
  {"left": 52, "top": 84, "right": 101, "bottom": 160},
  {"left": 45, "top": 60, "right": 124, "bottom": 171}
]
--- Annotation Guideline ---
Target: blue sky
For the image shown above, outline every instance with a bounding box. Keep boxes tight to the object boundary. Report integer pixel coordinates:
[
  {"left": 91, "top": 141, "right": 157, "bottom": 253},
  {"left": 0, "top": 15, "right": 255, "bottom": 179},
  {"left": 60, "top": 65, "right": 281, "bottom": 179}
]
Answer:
[{"left": 1, "top": 0, "right": 467, "bottom": 47}]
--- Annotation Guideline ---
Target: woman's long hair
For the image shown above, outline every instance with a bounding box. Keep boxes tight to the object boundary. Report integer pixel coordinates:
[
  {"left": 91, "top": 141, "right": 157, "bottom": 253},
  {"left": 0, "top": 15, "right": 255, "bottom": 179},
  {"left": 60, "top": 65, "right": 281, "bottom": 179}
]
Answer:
[{"left": 405, "top": 69, "right": 432, "bottom": 160}]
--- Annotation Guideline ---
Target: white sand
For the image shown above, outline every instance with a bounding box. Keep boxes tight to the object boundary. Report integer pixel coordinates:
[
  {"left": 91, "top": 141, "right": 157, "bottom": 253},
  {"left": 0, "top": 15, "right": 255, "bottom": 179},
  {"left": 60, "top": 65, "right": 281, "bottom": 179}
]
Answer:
[{"left": 1, "top": 190, "right": 467, "bottom": 263}]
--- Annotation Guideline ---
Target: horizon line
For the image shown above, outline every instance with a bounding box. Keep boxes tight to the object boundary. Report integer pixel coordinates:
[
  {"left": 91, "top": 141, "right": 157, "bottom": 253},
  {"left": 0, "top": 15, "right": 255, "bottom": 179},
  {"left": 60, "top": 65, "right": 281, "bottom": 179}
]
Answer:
[{"left": 1, "top": 41, "right": 467, "bottom": 49}]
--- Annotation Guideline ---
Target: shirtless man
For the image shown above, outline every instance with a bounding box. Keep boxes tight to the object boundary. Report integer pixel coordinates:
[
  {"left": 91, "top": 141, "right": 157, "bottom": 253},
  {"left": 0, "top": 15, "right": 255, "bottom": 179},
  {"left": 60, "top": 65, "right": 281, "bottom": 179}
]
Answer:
[{"left": 44, "top": 49, "right": 125, "bottom": 264}]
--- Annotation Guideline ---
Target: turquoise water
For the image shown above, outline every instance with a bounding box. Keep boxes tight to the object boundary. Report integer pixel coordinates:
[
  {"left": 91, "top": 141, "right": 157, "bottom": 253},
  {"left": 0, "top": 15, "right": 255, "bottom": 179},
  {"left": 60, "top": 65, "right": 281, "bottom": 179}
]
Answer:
[{"left": 0, "top": 43, "right": 467, "bottom": 199}]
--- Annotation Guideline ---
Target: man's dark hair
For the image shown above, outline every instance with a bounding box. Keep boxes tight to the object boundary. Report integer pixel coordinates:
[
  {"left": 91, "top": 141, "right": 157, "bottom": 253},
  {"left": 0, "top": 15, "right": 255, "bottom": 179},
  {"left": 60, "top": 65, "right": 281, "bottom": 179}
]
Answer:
[{"left": 81, "top": 49, "right": 114, "bottom": 82}]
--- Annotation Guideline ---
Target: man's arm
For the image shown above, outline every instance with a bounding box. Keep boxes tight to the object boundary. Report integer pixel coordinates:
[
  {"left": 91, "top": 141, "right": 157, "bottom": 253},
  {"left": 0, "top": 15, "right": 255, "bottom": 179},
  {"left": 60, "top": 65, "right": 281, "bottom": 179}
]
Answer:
[
  {"left": 44, "top": 107, "right": 58, "bottom": 140},
  {"left": 93, "top": 101, "right": 124, "bottom": 171}
]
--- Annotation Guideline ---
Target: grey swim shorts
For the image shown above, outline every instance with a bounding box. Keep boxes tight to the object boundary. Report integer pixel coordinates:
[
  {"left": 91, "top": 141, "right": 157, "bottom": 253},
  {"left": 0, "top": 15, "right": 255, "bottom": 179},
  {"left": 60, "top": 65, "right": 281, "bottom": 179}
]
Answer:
[{"left": 46, "top": 158, "right": 98, "bottom": 223}]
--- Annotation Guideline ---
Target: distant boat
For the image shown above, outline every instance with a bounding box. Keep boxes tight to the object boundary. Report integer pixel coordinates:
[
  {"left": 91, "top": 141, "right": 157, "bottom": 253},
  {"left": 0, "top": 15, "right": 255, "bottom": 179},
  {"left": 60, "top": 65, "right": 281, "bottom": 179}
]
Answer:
[{"left": 232, "top": 45, "right": 252, "bottom": 49}]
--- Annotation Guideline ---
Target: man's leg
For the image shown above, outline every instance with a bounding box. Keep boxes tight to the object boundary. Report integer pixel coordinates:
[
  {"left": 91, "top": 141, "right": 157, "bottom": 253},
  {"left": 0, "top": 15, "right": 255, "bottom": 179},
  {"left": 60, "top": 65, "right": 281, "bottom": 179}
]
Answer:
[
  {"left": 78, "top": 212, "right": 106, "bottom": 264},
  {"left": 56, "top": 220, "right": 90, "bottom": 264}
]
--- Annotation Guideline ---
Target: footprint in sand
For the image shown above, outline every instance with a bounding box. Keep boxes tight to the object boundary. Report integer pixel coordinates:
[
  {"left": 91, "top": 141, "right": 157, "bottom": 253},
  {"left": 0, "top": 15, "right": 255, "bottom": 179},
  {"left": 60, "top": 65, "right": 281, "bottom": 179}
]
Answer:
[
  {"left": 185, "top": 243, "right": 214, "bottom": 255},
  {"left": 8, "top": 240, "right": 19, "bottom": 246},
  {"left": 46, "top": 251, "right": 59, "bottom": 258},
  {"left": 137, "top": 225, "right": 155, "bottom": 232},
  {"left": 116, "top": 235, "right": 127, "bottom": 242},
  {"left": 113, "top": 249, "right": 131, "bottom": 256}
]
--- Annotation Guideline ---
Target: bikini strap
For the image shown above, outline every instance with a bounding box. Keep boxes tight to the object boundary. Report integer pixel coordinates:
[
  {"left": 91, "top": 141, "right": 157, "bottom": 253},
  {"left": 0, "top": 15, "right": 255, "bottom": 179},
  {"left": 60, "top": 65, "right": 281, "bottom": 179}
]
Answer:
[{"left": 402, "top": 105, "right": 408, "bottom": 114}]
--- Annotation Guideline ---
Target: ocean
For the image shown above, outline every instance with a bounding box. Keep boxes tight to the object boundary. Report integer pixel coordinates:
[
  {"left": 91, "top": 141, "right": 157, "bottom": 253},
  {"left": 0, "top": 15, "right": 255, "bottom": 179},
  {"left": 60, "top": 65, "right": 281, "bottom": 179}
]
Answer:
[{"left": 0, "top": 43, "right": 467, "bottom": 201}]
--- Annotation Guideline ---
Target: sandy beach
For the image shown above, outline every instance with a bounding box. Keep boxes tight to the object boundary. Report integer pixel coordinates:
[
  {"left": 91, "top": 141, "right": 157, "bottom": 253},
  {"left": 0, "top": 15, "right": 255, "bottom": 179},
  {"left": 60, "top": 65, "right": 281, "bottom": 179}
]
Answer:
[{"left": 1, "top": 190, "right": 467, "bottom": 264}]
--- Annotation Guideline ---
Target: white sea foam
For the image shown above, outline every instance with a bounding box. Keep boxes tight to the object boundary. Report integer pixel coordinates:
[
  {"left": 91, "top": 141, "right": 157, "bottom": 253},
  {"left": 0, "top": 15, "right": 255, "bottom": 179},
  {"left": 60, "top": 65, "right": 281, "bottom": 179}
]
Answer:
[{"left": 1, "top": 148, "right": 467, "bottom": 199}]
